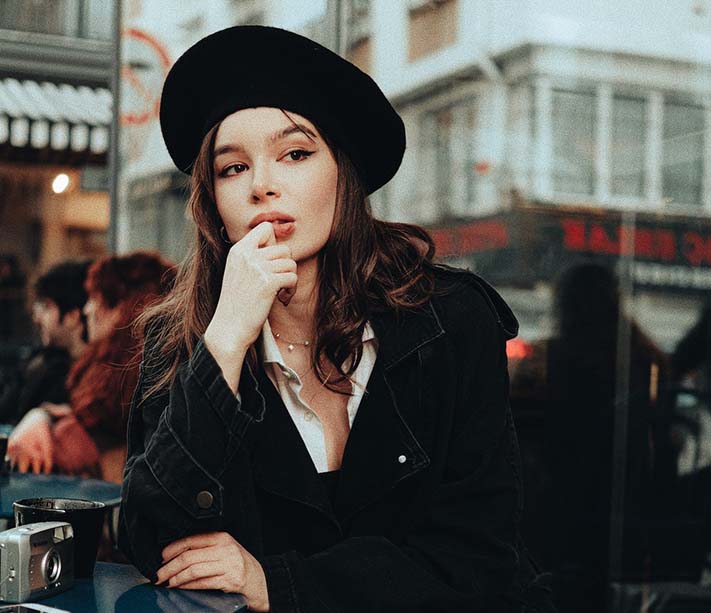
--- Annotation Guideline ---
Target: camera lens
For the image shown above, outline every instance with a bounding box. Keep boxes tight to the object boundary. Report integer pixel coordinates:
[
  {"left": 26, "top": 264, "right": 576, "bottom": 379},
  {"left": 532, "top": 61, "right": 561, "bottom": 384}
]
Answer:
[{"left": 43, "top": 548, "right": 62, "bottom": 584}]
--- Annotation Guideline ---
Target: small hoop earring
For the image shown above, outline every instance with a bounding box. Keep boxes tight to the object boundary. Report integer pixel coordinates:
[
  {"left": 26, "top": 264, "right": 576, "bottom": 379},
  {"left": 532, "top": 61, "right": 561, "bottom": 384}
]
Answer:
[{"left": 220, "top": 226, "right": 232, "bottom": 245}]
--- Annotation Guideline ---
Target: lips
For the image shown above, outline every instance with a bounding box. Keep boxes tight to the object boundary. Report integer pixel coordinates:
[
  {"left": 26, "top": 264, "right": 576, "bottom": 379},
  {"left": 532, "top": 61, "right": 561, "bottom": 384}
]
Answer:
[{"left": 249, "top": 211, "right": 296, "bottom": 239}]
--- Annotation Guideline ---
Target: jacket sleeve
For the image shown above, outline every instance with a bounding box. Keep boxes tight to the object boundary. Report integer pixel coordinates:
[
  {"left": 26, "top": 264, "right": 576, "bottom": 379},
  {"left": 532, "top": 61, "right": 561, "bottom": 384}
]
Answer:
[
  {"left": 260, "top": 298, "right": 523, "bottom": 613},
  {"left": 118, "top": 337, "right": 266, "bottom": 579}
]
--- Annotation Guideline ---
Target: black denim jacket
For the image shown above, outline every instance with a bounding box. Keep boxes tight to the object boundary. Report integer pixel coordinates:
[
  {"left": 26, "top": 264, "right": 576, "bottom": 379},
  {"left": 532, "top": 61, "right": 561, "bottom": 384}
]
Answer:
[{"left": 119, "top": 267, "right": 550, "bottom": 612}]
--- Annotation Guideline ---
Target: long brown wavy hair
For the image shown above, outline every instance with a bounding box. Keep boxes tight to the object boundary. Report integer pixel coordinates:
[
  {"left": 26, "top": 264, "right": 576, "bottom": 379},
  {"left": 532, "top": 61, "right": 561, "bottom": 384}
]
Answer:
[
  {"left": 70, "top": 251, "right": 175, "bottom": 427},
  {"left": 138, "top": 114, "right": 437, "bottom": 399}
]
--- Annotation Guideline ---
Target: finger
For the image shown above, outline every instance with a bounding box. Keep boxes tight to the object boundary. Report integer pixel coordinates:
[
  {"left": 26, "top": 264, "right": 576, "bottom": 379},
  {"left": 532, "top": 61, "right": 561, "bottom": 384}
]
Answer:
[
  {"left": 174, "top": 576, "right": 226, "bottom": 591},
  {"left": 240, "top": 221, "right": 276, "bottom": 249},
  {"left": 267, "top": 258, "right": 297, "bottom": 274},
  {"left": 42, "top": 443, "right": 53, "bottom": 474},
  {"left": 168, "top": 562, "right": 223, "bottom": 589},
  {"left": 273, "top": 272, "right": 298, "bottom": 289},
  {"left": 31, "top": 454, "right": 42, "bottom": 475},
  {"left": 162, "top": 533, "right": 223, "bottom": 563},
  {"left": 258, "top": 244, "right": 292, "bottom": 260},
  {"left": 17, "top": 454, "right": 30, "bottom": 474},
  {"left": 157, "top": 547, "right": 220, "bottom": 583}
]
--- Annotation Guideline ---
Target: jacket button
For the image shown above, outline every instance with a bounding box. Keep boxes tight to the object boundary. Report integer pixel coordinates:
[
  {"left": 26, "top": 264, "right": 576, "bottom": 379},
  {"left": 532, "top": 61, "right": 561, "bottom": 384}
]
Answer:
[
  {"left": 398, "top": 454, "right": 407, "bottom": 464},
  {"left": 196, "top": 490, "right": 214, "bottom": 510}
]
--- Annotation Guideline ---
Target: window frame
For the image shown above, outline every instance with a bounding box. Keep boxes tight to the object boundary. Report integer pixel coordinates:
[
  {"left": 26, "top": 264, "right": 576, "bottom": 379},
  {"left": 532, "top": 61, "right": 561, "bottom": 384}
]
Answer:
[{"left": 528, "top": 77, "right": 711, "bottom": 217}]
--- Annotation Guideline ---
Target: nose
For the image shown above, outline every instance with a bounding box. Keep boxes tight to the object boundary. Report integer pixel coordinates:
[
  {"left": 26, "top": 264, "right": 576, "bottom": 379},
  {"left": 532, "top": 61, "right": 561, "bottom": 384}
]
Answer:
[{"left": 250, "top": 163, "right": 281, "bottom": 203}]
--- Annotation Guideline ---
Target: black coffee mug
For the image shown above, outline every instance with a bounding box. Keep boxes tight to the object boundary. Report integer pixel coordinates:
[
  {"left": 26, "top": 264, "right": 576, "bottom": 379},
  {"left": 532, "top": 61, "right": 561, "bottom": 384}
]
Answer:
[{"left": 13, "top": 498, "right": 107, "bottom": 578}]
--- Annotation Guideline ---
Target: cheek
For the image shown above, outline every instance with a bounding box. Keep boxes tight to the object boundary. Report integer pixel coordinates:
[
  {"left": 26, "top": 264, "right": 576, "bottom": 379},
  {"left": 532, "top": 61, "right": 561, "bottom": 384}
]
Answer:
[
  {"left": 306, "top": 165, "right": 338, "bottom": 222},
  {"left": 48, "top": 312, "right": 60, "bottom": 329},
  {"left": 215, "top": 185, "right": 251, "bottom": 237}
]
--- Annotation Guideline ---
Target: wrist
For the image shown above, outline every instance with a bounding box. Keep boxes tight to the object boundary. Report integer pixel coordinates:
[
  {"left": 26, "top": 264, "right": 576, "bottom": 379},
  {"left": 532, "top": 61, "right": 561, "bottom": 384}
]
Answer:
[{"left": 203, "top": 325, "right": 251, "bottom": 358}]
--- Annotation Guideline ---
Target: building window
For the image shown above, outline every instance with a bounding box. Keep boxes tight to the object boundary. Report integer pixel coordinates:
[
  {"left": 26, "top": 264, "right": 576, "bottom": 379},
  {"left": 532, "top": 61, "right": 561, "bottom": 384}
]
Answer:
[
  {"left": 0, "top": 0, "right": 113, "bottom": 39},
  {"left": 506, "top": 84, "right": 534, "bottom": 191},
  {"left": 419, "top": 98, "right": 477, "bottom": 219},
  {"left": 552, "top": 89, "right": 596, "bottom": 195},
  {"left": 83, "top": 0, "right": 113, "bottom": 39},
  {"left": 408, "top": 0, "right": 458, "bottom": 62},
  {"left": 611, "top": 95, "right": 646, "bottom": 198},
  {"left": 662, "top": 99, "right": 704, "bottom": 206},
  {"left": 345, "top": 0, "right": 371, "bottom": 73}
]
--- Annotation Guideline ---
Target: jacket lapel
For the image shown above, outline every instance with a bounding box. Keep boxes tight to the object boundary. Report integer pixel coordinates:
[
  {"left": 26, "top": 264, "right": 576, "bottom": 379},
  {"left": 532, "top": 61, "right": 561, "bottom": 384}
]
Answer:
[
  {"left": 336, "top": 302, "right": 444, "bottom": 522},
  {"left": 335, "top": 360, "right": 429, "bottom": 522}
]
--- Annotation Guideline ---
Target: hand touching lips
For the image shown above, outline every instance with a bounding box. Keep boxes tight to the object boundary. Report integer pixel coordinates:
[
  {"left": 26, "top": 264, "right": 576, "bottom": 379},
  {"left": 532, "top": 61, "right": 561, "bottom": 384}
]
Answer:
[{"left": 249, "top": 211, "right": 296, "bottom": 239}]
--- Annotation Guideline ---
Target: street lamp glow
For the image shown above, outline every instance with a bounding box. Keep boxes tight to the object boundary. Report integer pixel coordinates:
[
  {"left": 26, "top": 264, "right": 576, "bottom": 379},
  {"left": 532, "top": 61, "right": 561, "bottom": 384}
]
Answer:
[{"left": 52, "top": 173, "right": 70, "bottom": 194}]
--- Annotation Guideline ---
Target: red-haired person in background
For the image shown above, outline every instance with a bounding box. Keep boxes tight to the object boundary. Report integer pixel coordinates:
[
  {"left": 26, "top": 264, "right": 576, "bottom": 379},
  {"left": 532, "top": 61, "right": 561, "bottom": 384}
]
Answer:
[{"left": 8, "top": 251, "right": 175, "bottom": 483}]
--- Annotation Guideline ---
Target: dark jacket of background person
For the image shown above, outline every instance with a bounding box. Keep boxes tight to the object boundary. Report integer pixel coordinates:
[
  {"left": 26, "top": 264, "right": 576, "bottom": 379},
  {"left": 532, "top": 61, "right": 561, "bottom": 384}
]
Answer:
[
  {"left": 543, "top": 263, "right": 674, "bottom": 613},
  {"left": 672, "top": 303, "right": 711, "bottom": 382},
  {"left": 119, "top": 268, "right": 554, "bottom": 613},
  {"left": 0, "top": 346, "right": 70, "bottom": 424},
  {"left": 0, "top": 259, "right": 91, "bottom": 425},
  {"left": 52, "top": 253, "right": 175, "bottom": 482}
]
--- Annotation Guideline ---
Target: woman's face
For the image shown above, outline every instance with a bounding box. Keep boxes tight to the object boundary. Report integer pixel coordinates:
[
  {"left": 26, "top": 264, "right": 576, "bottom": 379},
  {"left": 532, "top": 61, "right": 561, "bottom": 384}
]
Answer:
[
  {"left": 212, "top": 108, "right": 338, "bottom": 262},
  {"left": 83, "top": 294, "right": 121, "bottom": 343}
]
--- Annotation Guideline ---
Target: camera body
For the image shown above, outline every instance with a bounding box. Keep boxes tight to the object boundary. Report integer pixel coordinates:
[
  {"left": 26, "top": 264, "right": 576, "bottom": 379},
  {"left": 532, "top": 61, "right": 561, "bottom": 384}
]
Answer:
[{"left": 0, "top": 522, "right": 74, "bottom": 603}]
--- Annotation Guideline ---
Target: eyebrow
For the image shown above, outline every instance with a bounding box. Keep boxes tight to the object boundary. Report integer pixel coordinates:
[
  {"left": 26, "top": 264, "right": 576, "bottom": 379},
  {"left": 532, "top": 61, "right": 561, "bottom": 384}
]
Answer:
[{"left": 213, "top": 123, "right": 319, "bottom": 159}]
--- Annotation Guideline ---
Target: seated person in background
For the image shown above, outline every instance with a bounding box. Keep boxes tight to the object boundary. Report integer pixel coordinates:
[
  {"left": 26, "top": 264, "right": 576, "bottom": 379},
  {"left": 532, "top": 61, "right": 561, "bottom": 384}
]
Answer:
[
  {"left": 0, "top": 260, "right": 91, "bottom": 426},
  {"left": 8, "top": 251, "right": 175, "bottom": 482}
]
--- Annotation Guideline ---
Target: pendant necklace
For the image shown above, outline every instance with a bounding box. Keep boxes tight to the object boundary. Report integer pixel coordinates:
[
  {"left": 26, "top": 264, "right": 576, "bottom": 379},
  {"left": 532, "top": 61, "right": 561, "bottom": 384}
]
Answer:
[{"left": 274, "top": 332, "right": 311, "bottom": 352}]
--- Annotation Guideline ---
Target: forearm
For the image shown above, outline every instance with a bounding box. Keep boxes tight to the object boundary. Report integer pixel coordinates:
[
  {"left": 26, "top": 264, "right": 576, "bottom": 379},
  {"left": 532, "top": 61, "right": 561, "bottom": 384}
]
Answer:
[
  {"left": 262, "top": 530, "right": 518, "bottom": 613},
  {"left": 120, "top": 338, "right": 266, "bottom": 578}
]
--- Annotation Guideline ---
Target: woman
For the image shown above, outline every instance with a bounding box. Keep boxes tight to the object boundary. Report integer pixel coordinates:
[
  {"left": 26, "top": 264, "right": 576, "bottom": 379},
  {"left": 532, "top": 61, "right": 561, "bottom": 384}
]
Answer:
[
  {"left": 119, "top": 26, "right": 548, "bottom": 612},
  {"left": 8, "top": 251, "right": 174, "bottom": 482}
]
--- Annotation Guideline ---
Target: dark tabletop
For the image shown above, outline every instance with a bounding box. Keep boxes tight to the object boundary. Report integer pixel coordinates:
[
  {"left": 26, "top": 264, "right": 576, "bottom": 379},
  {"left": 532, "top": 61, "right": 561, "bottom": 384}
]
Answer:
[
  {"left": 41, "top": 562, "right": 248, "bottom": 612},
  {"left": 0, "top": 473, "right": 122, "bottom": 520}
]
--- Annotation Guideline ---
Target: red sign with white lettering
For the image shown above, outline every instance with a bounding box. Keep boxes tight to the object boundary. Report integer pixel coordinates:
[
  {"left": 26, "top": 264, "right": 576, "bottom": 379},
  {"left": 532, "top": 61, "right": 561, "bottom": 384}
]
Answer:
[{"left": 429, "top": 207, "right": 711, "bottom": 293}]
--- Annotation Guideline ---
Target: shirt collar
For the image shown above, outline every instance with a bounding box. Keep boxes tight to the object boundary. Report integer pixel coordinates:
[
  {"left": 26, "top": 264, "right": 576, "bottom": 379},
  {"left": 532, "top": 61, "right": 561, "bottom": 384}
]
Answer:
[{"left": 259, "top": 318, "right": 376, "bottom": 368}]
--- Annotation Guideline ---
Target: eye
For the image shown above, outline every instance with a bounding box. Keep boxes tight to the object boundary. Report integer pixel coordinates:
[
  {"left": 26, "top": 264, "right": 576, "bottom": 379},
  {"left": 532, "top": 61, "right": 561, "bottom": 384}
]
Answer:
[
  {"left": 286, "top": 149, "right": 314, "bottom": 162},
  {"left": 219, "top": 163, "right": 248, "bottom": 177}
]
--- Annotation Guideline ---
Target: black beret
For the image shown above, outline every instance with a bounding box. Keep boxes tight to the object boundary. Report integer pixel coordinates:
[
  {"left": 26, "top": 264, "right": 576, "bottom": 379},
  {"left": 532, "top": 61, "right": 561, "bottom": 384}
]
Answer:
[{"left": 159, "top": 25, "right": 405, "bottom": 194}]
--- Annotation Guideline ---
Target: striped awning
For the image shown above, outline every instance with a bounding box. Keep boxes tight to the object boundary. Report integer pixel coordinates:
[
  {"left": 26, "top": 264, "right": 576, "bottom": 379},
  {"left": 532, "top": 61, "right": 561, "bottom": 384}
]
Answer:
[{"left": 0, "top": 77, "right": 111, "bottom": 155}]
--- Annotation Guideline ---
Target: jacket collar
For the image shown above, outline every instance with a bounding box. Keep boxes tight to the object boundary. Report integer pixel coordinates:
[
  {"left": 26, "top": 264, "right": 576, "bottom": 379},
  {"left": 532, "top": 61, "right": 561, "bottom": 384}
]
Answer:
[
  {"left": 369, "top": 301, "right": 445, "bottom": 370},
  {"left": 250, "top": 300, "right": 444, "bottom": 526}
]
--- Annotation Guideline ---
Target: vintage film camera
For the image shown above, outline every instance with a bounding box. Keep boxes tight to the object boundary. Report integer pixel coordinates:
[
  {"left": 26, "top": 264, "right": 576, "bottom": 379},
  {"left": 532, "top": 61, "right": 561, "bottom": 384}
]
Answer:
[{"left": 0, "top": 522, "right": 74, "bottom": 603}]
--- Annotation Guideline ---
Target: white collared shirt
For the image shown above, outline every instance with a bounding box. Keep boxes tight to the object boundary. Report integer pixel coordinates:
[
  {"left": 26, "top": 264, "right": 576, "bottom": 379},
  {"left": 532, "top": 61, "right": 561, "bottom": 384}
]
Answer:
[{"left": 258, "top": 318, "right": 378, "bottom": 473}]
